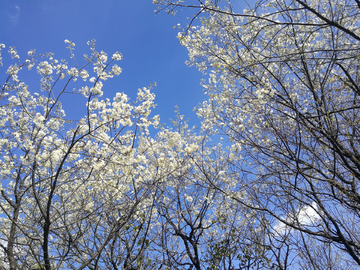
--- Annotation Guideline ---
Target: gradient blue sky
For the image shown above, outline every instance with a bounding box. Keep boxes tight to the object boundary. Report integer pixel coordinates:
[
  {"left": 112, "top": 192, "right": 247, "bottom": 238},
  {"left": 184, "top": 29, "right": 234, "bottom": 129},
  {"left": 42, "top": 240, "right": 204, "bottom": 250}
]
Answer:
[{"left": 0, "top": 0, "right": 208, "bottom": 127}]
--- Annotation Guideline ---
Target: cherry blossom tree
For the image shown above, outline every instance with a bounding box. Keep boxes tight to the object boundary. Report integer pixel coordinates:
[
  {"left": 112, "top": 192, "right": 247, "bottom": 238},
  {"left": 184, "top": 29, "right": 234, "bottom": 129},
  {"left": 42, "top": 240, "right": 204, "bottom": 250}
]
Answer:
[
  {"left": 155, "top": 0, "right": 360, "bottom": 268},
  {"left": 0, "top": 38, "right": 266, "bottom": 270},
  {"left": 4, "top": 0, "right": 360, "bottom": 268},
  {"left": 143, "top": 118, "right": 273, "bottom": 270},
  {"left": 2, "top": 38, "right": 261, "bottom": 270},
  {"left": 0, "top": 40, "right": 165, "bottom": 270}
]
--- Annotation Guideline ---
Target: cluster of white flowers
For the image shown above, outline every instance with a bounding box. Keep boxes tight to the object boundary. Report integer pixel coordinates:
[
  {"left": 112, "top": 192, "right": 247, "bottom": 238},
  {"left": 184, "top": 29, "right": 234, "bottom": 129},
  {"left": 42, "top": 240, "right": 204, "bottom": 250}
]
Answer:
[
  {"left": 68, "top": 67, "right": 79, "bottom": 81},
  {"left": 184, "top": 143, "right": 198, "bottom": 154},
  {"left": 64, "top": 39, "right": 76, "bottom": 59},
  {"left": 0, "top": 43, "right": 5, "bottom": 66},
  {"left": 111, "top": 64, "right": 122, "bottom": 76},
  {"left": 27, "top": 49, "right": 35, "bottom": 57},
  {"left": 8, "top": 46, "right": 20, "bottom": 59},
  {"left": 99, "top": 52, "right": 107, "bottom": 63},
  {"left": 90, "top": 81, "right": 103, "bottom": 96},
  {"left": 184, "top": 194, "right": 194, "bottom": 202},
  {"left": 79, "top": 69, "right": 89, "bottom": 81},
  {"left": 37, "top": 61, "right": 54, "bottom": 76},
  {"left": 112, "top": 52, "right": 122, "bottom": 61},
  {"left": 6, "top": 64, "right": 21, "bottom": 82},
  {"left": 56, "top": 62, "right": 68, "bottom": 73},
  {"left": 64, "top": 39, "right": 74, "bottom": 46},
  {"left": 24, "top": 58, "right": 35, "bottom": 70}
]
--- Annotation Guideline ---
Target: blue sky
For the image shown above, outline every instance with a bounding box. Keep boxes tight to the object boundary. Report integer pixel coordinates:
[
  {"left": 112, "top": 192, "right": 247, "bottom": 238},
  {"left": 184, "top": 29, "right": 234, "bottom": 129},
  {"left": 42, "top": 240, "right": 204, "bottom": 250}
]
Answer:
[{"left": 0, "top": 0, "right": 206, "bottom": 127}]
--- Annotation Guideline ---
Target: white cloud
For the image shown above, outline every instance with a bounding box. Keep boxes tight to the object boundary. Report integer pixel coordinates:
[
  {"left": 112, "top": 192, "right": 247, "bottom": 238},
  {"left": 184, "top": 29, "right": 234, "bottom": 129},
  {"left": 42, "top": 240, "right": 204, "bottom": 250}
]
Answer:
[
  {"left": 274, "top": 202, "right": 321, "bottom": 235},
  {"left": 9, "top": 5, "right": 20, "bottom": 25}
]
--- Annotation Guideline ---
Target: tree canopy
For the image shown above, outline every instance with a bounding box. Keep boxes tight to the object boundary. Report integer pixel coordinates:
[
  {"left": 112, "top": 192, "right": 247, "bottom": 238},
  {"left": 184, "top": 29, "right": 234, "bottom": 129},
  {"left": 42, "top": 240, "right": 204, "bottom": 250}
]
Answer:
[
  {"left": 159, "top": 0, "right": 360, "bottom": 268},
  {"left": 1, "top": 0, "right": 360, "bottom": 269}
]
